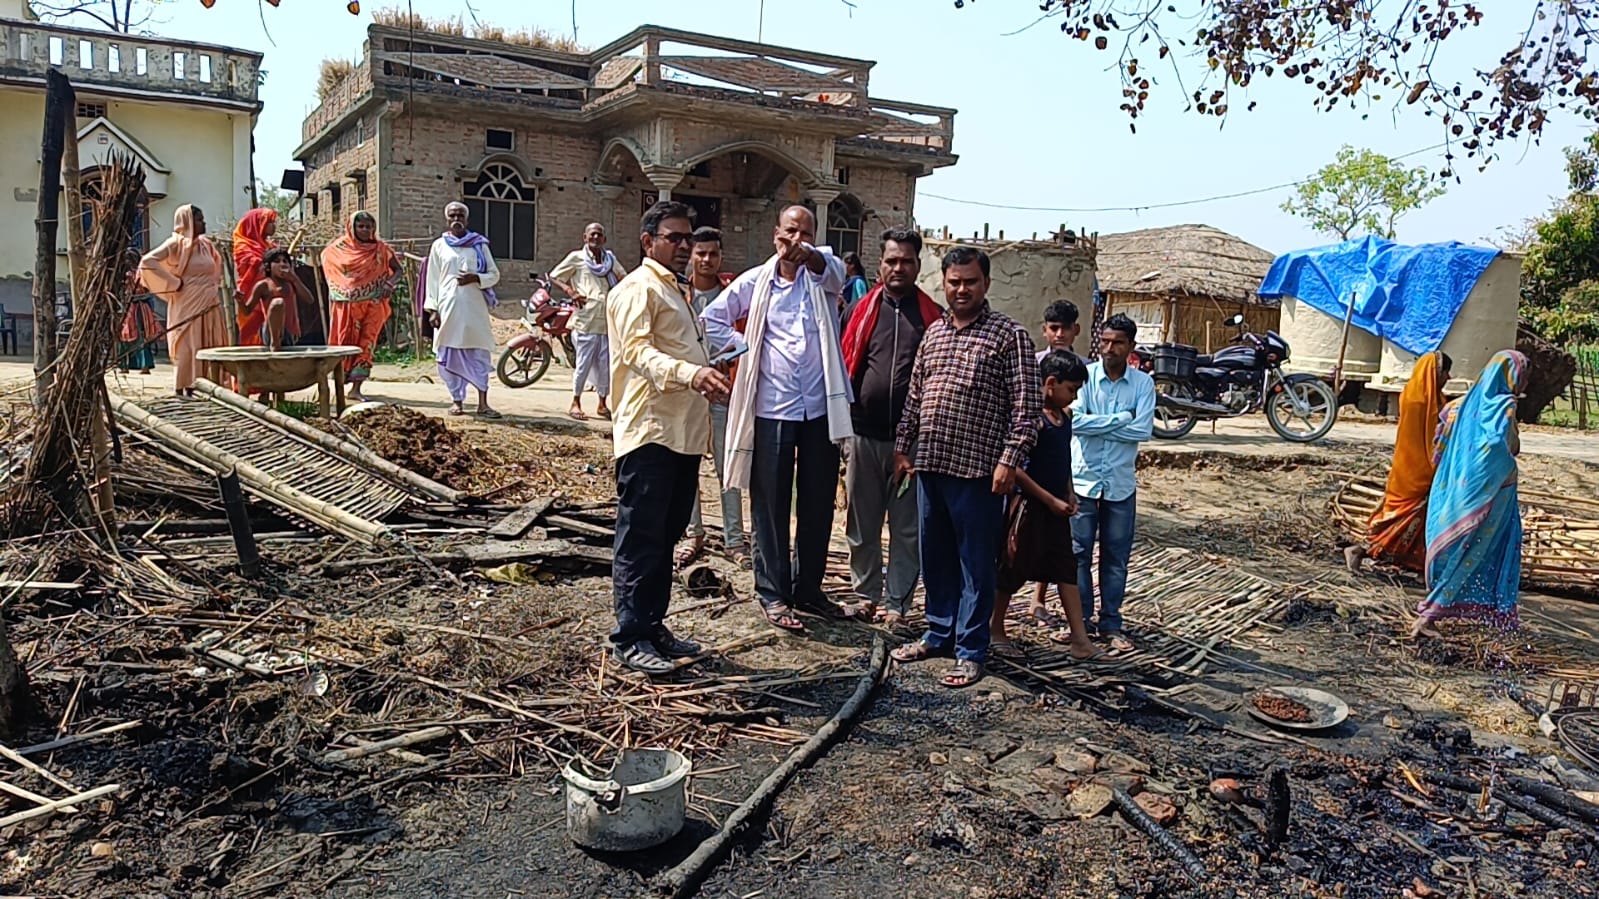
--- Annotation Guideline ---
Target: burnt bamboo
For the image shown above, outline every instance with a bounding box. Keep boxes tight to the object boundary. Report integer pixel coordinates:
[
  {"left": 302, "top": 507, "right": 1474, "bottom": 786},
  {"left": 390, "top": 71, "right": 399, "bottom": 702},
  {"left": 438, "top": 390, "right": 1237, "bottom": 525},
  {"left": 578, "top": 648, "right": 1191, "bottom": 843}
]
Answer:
[
  {"left": 1112, "top": 787, "right": 1208, "bottom": 884},
  {"left": 189, "top": 378, "right": 465, "bottom": 504}
]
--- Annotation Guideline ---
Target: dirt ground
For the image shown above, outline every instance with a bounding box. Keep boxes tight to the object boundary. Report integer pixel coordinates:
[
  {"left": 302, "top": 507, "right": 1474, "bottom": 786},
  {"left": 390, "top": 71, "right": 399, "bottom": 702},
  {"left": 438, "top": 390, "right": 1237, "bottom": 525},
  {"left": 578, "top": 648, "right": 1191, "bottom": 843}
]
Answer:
[{"left": 5, "top": 405, "right": 1599, "bottom": 898}]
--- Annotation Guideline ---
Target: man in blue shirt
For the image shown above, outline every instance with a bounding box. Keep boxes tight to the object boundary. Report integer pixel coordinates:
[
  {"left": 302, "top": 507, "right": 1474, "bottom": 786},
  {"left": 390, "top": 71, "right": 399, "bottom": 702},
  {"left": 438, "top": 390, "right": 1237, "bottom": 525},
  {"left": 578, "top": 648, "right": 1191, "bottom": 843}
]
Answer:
[{"left": 1070, "top": 313, "right": 1155, "bottom": 653}]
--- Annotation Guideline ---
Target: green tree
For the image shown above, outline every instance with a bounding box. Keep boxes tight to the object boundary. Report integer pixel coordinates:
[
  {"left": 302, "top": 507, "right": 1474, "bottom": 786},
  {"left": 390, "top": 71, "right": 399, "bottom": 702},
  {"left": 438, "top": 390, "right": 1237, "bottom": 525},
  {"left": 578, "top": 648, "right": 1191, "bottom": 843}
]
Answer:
[
  {"left": 961, "top": 1, "right": 1597, "bottom": 165},
  {"left": 256, "top": 181, "right": 297, "bottom": 220},
  {"left": 1281, "top": 146, "right": 1446, "bottom": 241},
  {"left": 1519, "top": 132, "right": 1599, "bottom": 344}
]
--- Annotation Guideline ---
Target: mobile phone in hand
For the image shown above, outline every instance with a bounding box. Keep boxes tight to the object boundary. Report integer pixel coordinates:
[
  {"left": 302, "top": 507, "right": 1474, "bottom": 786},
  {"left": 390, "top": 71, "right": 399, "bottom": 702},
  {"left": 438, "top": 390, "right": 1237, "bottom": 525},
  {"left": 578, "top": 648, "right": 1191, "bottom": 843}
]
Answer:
[{"left": 710, "top": 344, "right": 749, "bottom": 366}]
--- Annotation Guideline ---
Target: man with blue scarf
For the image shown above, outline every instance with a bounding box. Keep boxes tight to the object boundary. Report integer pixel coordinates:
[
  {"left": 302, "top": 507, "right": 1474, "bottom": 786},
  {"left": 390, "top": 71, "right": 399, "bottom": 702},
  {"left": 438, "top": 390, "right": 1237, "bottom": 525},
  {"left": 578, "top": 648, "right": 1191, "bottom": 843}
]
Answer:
[{"left": 424, "top": 201, "right": 503, "bottom": 418}]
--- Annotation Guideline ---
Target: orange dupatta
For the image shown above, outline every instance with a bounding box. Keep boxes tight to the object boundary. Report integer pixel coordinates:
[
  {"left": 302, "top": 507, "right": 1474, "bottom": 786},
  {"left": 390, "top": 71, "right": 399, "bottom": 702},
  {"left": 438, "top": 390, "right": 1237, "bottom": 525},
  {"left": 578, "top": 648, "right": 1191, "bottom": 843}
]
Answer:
[
  {"left": 1365, "top": 351, "right": 1446, "bottom": 570},
  {"left": 232, "top": 208, "right": 296, "bottom": 342},
  {"left": 320, "top": 212, "right": 400, "bottom": 303}
]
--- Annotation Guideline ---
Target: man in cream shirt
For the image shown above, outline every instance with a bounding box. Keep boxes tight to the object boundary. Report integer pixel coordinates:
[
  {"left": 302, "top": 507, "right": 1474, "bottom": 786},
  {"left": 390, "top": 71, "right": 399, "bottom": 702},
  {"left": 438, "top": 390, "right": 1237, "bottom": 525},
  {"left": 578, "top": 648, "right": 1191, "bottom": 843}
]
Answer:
[
  {"left": 549, "top": 222, "right": 625, "bottom": 421},
  {"left": 606, "top": 200, "right": 731, "bottom": 674}
]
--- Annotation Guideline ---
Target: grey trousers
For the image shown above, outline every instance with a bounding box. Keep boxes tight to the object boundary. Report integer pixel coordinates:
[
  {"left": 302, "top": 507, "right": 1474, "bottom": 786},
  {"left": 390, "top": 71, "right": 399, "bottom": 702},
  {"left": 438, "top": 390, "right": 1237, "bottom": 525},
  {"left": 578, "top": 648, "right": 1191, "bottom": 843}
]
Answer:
[
  {"left": 844, "top": 435, "right": 920, "bottom": 615},
  {"left": 687, "top": 402, "right": 746, "bottom": 549}
]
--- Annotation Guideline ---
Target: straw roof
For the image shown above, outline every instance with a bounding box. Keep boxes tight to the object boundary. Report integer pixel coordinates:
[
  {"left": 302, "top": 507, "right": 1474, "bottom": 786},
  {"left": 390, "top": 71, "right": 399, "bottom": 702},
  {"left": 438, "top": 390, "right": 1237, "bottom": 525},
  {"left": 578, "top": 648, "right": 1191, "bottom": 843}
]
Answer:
[{"left": 1096, "top": 224, "right": 1276, "bottom": 303}]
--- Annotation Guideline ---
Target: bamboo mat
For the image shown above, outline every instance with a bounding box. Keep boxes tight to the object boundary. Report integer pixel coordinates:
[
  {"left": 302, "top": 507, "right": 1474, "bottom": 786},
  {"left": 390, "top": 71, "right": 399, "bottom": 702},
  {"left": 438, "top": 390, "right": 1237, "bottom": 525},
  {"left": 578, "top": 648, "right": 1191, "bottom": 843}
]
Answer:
[
  {"left": 120, "top": 395, "right": 412, "bottom": 527},
  {"left": 1332, "top": 475, "right": 1599, "bottom": 593},
  {"left": 823, "top": 543, "right": 1296, "bottom": 696}
]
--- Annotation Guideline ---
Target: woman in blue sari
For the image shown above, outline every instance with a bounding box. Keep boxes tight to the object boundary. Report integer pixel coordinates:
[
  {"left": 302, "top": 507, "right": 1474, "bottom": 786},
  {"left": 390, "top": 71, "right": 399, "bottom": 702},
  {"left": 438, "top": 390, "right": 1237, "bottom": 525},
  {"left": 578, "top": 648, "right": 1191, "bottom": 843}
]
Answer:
[{"left": 1413, "top": 350, "right": 1527, "bottom": 639}]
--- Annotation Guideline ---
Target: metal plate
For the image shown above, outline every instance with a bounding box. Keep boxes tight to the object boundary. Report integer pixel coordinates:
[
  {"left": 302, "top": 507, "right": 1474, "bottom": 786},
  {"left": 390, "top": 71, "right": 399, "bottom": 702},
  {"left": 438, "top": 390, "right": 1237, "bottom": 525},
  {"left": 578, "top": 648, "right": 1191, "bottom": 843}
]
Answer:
[{"left": 1247, "top": 686, "right": 1351, "bottom": 731}]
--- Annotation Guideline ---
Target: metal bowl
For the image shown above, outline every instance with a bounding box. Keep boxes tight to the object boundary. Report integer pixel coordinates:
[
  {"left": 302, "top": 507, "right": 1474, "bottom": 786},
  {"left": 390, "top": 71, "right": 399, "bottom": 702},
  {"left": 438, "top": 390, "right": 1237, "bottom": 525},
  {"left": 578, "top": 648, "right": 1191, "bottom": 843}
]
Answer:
[{"left": 1247, "top": 686, "right": 1351, "bottom": 731}]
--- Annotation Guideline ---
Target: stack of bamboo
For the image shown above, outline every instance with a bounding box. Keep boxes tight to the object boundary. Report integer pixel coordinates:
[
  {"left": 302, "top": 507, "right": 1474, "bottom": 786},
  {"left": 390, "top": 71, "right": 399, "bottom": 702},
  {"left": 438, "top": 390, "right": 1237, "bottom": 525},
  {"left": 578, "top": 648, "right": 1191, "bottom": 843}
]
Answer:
[{"left": 1332, "top": 476, "right": 1599, "bottom": 593}]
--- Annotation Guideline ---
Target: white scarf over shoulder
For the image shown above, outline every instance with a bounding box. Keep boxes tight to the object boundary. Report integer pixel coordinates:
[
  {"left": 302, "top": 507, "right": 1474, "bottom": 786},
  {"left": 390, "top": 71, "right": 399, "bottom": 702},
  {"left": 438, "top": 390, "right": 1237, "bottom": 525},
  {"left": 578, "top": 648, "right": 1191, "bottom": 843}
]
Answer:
[{"left": 723, "top": 255, "right": 855, "bottom": 491}]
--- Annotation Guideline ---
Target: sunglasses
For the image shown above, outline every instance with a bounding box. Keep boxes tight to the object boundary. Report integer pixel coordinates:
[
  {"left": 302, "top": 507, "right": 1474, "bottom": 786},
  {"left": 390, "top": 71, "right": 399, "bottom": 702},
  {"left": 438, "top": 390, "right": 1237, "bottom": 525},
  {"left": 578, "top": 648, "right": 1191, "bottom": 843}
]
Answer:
[{"left": 654, "top": 231, "right": 694, "bottom": 245}]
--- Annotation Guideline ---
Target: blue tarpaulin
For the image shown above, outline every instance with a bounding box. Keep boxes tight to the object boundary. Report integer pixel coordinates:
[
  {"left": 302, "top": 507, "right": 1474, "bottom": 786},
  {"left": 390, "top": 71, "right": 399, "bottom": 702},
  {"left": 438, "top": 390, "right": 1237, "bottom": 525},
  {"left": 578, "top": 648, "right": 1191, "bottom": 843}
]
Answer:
[{"left": 1257, "top": 236, "right": 1499, "bottom": 355}]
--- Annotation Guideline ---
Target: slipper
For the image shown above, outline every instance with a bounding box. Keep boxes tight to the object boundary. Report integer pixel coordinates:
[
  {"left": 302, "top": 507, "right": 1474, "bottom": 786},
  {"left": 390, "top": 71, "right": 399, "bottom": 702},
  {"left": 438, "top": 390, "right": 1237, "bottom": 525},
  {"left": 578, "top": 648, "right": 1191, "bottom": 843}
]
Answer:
[
  {"left": 568, "top": 409, "right": 589, "bottom": 421},
  {"left": 941, "top": 659, "right": 985, "bottom": 689},
  {"left": 989, "top": 639, "right": 1025, "bottom": 660},
  {"left": 891, "top": 640, "right": 945, "bottom": 664},
  {"left": 1029, "top": 607, "right": 1065, "bottom": 629},
  {"left": 476, "top": 409, "right": 504, "bottom": 420},
  {"left": 446, "top": 407, "right": 466, "bottom": 417},
  {"left": 758, "top": 601, "right": 805, "bottom": 632},
  {"left": 1049, "top": 631, "right": 1107, "bottom": 661},
  {"left": 595, "top": 409, "right": 612, "bottom": 421},
  {"left": 1106, "top": 634, "right": 1136, "bottom": 654}
]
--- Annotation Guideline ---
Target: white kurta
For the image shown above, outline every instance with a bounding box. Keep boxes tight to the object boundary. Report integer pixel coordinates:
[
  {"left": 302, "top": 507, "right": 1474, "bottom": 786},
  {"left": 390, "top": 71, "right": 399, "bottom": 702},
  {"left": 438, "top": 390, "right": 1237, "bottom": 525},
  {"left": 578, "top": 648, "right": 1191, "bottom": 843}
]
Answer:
[{"left": 424, "top": 238, "right": 502, "bottom": 351}]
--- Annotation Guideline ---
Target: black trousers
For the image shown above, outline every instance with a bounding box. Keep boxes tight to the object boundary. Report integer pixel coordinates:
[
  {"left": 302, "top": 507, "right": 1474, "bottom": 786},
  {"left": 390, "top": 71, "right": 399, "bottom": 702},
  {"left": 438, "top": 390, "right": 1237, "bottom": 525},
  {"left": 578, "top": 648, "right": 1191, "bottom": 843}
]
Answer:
[
  {"left": 611, "top": 443, "right": 701, "bottom": 647},
  {"left": 750, "top": 416, "right": 840, "bottom": 610}
]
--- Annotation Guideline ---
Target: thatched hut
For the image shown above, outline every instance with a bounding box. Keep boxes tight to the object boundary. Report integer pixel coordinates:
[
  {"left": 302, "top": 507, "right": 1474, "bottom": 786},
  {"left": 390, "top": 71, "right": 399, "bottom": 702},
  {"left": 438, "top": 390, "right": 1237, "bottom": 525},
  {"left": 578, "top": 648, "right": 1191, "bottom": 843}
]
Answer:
[{"left": 1096, "top": 224, "right": 1277, "bottom": 351}]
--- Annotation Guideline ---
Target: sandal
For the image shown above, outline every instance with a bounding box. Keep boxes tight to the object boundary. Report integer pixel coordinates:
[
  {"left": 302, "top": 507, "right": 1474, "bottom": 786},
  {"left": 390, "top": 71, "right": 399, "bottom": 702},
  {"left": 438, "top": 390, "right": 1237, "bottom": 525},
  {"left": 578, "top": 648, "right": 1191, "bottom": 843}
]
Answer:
[
  {"left": 942, "top": 659, "right": 985, "bottom": 689},
  {"left": 890, "top": 640, "right": 944, "bottom": 664},
  {"left": 595, "top": 408, "right": 612, "bottom": 421},
  {"left": 674, "top": 537, "right": 704, "bottom": 568},
  {"left": 476, "top": 408, "right": 504, "bottom": 420},
  {"left": 1106, "top": 634, "right": 1136, "bottom": 654},
  {"left": 568, "top": 408, "right": 589, "bottom": 421},
  {"left": 758, "top": 600, "right": 805, "bottom": 632},
  {"left": 446, "top": 406, "right": 466, "bottom": 417},
  {"left": 989, "top": 639, "right": 1025, "bottom": 660}
]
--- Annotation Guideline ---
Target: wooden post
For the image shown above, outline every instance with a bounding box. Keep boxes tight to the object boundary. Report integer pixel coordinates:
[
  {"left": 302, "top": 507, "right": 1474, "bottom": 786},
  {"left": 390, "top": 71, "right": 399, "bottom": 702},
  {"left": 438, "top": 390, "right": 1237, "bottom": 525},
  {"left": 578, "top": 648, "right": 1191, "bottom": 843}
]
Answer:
[
  {"left": 216, "top": 468, "right": 260, "bottom": 577},
  {"left": 1332, "top": 290, "right": 1357, "bottom": 394},
  {"left": 31, "top": 70, "right": 72, "bottom": 402},
  {"left": 1205, "top": 321, "right": 1213, "bottom": 355},
  {"left": 217, "top": 250, "right": 240, "bottom": 346}
]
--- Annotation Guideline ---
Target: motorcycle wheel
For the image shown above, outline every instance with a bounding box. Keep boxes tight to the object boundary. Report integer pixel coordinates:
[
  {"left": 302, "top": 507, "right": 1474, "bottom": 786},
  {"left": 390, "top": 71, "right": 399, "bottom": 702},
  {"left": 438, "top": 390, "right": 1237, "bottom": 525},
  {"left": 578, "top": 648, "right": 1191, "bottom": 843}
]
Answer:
[
  {"left": 1266, "top": 376, "right": 1338, "bottom": 442},
  {"left": 497, "top": 344, "right": 552, "bottom": 388},
  {"left": 1152, "top": 376, "right": 1200, "bottom": 439}
]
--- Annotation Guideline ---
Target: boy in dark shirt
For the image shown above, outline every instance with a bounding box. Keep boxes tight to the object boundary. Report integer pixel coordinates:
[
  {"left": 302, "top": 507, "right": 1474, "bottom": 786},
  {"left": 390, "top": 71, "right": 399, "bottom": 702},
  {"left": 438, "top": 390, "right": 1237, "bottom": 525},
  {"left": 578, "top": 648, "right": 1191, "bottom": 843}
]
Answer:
[{"left": 990, "top": 350, "right": 1098, "bottom": 661}]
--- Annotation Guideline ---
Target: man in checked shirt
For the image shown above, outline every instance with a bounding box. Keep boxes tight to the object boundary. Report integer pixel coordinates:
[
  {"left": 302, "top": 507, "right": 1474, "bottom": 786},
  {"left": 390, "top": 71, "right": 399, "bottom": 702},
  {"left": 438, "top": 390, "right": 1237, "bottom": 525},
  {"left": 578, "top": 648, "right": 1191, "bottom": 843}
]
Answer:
[{"left": 890, "top": 247, "right": 1041, "bottom": 688}]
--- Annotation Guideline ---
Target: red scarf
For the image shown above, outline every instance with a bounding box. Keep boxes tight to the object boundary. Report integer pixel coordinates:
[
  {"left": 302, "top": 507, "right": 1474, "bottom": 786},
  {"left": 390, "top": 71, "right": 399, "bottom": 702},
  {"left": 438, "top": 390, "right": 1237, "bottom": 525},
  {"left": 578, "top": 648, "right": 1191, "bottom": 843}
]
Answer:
[{"left": 841, "top": 284, "right": 942, "bottom": 379}]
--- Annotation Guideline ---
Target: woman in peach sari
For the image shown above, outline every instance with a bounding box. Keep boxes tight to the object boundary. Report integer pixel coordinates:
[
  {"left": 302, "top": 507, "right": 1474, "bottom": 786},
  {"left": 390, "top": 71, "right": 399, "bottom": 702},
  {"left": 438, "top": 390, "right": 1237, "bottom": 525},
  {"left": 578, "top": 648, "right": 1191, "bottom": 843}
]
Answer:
[
  {"left": 138, "top": 205, "right": 229, "bottom": 395},
  {"left": 1345, "top": 351, "right": 1450, "bottom": 573}
]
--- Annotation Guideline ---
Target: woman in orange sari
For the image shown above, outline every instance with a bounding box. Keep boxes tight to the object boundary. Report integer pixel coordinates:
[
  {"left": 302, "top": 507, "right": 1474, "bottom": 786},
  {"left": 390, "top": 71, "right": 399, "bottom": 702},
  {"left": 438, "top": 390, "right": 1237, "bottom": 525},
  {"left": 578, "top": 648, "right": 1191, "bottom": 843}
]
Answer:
[
  {"left": 138, "top": 205, "right": 229, "bottom": 395},
  {"left": 1345, "top": 351, "right": 1451, "bottom": 573},
  {"left": 322, "top": 211, "right": 402, "bottom": 402},
  {"left": 232, "top": 208, "right": 299, "bottom": 345}
]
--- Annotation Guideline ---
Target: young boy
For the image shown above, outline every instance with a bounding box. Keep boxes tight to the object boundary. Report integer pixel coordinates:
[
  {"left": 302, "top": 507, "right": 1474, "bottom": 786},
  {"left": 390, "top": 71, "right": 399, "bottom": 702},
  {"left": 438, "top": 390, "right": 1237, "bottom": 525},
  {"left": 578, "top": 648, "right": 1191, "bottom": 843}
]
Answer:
[
  {"left": 247, "top": 248, "right": 311, "bottom": 350},
  {"left": 990, "top": 350, "right": 1099, "bottom": 661},
  {"left": 1040, "top": 300, "right": 1082, "bottom": 361},
  {"left": 1020, "top": 300, "right": 1085, "bottom": 629}
]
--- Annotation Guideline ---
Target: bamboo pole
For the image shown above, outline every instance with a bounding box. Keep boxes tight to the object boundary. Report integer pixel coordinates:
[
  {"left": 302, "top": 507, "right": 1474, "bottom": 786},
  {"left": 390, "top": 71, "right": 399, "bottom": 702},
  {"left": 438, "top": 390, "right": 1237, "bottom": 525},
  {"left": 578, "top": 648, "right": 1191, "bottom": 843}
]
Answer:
[
  {"left": 190, "top": 378, "right": 466, "bottom": 504},
  {"left": 31, "top": 69, "right": 71, "bottom": 402},
  {"left": 108, "top": 393, "right": 391, "bottom": 544},
  {"left": 0, "top": 783, "right": 120, "bottom": 828},
  {"left": 1333, "top": 290, "right": 1357, "bottom": 393}
]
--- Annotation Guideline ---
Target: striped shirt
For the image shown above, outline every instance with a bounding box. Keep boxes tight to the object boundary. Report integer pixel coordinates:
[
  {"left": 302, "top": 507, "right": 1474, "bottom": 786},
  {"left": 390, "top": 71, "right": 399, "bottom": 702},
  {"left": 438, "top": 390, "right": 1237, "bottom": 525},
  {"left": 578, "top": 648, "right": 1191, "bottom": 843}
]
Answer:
[{"left": 896, "top": 306, "right": 1041, "bottom": 479}]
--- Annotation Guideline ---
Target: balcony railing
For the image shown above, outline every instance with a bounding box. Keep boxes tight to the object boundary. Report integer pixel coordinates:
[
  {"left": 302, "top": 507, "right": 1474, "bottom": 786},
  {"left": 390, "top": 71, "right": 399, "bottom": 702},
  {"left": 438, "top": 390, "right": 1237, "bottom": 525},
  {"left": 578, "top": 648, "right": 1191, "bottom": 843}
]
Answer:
[
  {"left": 304, "top": 24, "right": 954, "bottom": 156},
  {"left": 0, "top": 19, "right": 262, "bottom": 107}
]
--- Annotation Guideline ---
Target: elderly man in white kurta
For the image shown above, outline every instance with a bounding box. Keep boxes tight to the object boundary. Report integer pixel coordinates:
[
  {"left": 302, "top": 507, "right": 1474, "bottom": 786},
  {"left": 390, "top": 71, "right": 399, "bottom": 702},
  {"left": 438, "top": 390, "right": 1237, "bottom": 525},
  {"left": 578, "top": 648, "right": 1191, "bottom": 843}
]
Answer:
[
  {"left": 702, "top": 205, "right": 859, "bottom": 633},
  {"left": 424, "top": 201, "right": 503, "bottom": 418}
]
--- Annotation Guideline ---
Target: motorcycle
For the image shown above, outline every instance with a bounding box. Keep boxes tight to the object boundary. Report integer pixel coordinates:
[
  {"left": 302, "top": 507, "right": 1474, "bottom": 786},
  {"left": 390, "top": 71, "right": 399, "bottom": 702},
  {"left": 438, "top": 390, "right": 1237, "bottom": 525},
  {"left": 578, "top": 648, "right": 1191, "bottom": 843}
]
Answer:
[
  {"left": 496, "top": 274, "right": 578, "bottom": 388},
  {"left": 1140, "top": 313, "right": 1339, "bottom": 443}
]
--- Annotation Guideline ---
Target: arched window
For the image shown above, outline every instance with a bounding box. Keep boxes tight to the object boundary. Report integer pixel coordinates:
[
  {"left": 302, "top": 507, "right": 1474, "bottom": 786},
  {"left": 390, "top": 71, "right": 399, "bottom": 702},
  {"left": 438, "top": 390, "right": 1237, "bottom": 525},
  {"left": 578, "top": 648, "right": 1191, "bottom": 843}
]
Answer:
[
  {"left": 463, "top": 162, "right": 536, "bottom": 261},
  {"left": 80, "top": 174, "right": 151, "bottom": 253},
  {"left": 828, "top": 195, "right": 863, "bottom": 257}
]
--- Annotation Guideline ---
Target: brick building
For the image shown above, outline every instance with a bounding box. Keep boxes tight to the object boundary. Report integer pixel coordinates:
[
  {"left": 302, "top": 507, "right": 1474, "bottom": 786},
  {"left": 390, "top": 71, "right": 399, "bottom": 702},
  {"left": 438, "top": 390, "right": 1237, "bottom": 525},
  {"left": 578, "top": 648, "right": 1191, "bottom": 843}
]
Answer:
[{"left": 294, "top": 24, "right": 957, "bottom": 288}]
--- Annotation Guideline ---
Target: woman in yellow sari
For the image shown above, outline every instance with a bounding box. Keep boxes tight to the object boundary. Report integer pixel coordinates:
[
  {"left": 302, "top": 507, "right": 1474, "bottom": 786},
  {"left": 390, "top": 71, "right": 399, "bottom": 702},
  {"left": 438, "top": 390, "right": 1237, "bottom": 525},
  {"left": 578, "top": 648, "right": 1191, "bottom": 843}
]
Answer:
[{"left": 1346, "top": 351, "right": 1450, "bottom": 573}]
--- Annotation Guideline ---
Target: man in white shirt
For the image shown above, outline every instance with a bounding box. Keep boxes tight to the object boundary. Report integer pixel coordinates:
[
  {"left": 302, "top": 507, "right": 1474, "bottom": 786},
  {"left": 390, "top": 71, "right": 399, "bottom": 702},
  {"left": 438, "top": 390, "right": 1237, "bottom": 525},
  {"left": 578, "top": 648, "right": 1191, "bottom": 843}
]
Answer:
[
  {"left": 1071, "top": 313, "right": 1155, "bottom": 653},
  {"left": 549, "top": 222, "right": 625, "bottom": 421},
  {"left": 702, "top": 206, "right": 857, "bottom": 632},
  {"left": 424, "top": 201, "right": 502, "bottom": 418}
]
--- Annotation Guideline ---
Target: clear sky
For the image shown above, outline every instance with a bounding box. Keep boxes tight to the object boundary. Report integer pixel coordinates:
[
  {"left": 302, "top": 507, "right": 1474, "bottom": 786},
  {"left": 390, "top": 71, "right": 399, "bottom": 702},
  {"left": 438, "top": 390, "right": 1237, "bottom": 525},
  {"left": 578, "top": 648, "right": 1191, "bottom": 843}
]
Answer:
[{"left": 123, "top": 0, "right": 1591, "bottom": 256}]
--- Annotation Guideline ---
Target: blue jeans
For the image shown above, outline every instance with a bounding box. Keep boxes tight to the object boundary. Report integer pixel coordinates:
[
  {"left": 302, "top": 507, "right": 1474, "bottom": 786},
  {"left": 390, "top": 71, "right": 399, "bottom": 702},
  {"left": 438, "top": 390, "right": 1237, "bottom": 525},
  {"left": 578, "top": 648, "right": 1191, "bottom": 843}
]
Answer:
[
  {"left": 918, "top": 473, "right": 1005, "bottom": 663},
  {"left": 1072, "top": 493, "right": 1137, "bottom": 634}
]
